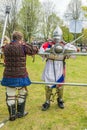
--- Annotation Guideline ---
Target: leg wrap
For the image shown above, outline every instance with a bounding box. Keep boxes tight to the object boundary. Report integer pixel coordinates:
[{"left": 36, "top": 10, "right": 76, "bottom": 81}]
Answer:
[
  {"left": 56, "top": 86, "right": 64, "bottom": 99},
  {"left": 6, "top": 87, "right": 16, "bottom": 106},
  {"left": 56, "top": 86, "right": 64, "bottom": 109},
  {"left": 45, "top": 86, "right": 53, "bottom": 103},
  {"left": 18, "top": 87, "right": 28, "bottom": 103}
]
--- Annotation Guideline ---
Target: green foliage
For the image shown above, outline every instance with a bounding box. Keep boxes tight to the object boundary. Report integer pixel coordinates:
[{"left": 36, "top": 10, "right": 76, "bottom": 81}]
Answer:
[
  {"left": 82, "top": 28, "right": 87, "bottom": 45},
  {"left": 0, "top": 55, "right": 87, "bottom": 130},
  {"left": 19, "top": 0, "right": 41, "bottom": 42},
  {"left": 82, "top": 6, "right": 87, "bottom": 12},
  {"left": 48, "top": 13, "right": 63, "bottom": 39},
  {"left": 40, "top": 1, "right": 63, "bottom": 40},
  {"left": 62, "top": 26, "right": 74, "bottom": 42}
]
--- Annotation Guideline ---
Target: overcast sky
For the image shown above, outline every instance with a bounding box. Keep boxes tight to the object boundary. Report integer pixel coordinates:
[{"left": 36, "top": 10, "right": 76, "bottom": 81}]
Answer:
[{"left": 40, "top": 0, "right": 87, "bottom": 17}]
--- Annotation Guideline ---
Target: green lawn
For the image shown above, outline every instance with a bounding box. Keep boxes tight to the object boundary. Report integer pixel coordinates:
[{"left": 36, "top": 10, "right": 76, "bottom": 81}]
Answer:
[{"left": 0, "top": 55, "right": 87, "bottom": 130}]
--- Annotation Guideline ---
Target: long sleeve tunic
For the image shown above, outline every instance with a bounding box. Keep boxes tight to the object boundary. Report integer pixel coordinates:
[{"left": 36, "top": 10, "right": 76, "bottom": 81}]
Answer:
[{"left": 1, "top": 42, "right": 38, "bottom": 87}]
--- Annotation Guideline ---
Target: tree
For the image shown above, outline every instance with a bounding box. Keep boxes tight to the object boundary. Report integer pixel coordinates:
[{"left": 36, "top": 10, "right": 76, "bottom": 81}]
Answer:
[
  {"left": 7, "top": 0, "right": 22, "bottom": 38},
  {"left": 64, "top": 0, "right": 83, "bottom": 41},
  {"left": 82, "top": 6, "right": 87, "bottom": 18},
  {"left": 0, "top": 23, "right": 2, "bottom": 38},
  {"left": 0, "top": 0, "right": 21, "bottom": 39},
  {"left": 62, "top": 26, "right": 74, "bottom": 42},
  {"left": 40, "top": 0, "right": 63, "bottom": 41},
  {"left": 68, "top": 0, "right": 82, "bottom": 20},
  {"left": 82, "top": 28, "right": 87, "bottom": 46},
  {"left": 81, "top": 5, "right": 87, "bottom": 46},
  {"left": 19, "top": 0, "right": 41, "bottom": 42}
]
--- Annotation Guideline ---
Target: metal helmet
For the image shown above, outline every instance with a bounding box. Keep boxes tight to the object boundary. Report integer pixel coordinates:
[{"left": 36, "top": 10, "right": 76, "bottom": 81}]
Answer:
[{"left": 53, "top": 26, "right": 63, "bottom": 42}]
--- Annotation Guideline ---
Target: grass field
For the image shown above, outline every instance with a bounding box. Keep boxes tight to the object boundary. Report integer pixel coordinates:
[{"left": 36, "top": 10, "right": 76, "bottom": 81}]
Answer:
[{"left": 0, "top": 55, "right": 87, "bottom": 130}]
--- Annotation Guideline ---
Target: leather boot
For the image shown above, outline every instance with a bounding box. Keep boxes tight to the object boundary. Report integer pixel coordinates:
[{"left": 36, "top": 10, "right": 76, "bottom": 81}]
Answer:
[
  {"left": 56, "top": 86, "right": 64, "bottom": 109},
  {"left": 8, "top": 104, "right": 17, "bottom": 121},
  {"left": 42, "top": 102, "right": 50, "bottom": 111},
  {"left": 57, "top": 98, "right": 64, "bottom": 109},
  {"left": 17, "top": 101, "right": 28, "bottom": 118}
]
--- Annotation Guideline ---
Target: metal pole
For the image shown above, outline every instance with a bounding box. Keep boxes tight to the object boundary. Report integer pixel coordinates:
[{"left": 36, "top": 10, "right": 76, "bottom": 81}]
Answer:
[
  {"left": 38, "top": 52, "right": 87, "bottom": 56},
  {"left": 0, "top": 6, "right": 10, "bottom": 47},
  {"left": 70, "top": 34, "right": 84, "bottom": 45},
  {"left": 74, "top": 20, "right": 76, "bottom": 40},
  {"left": 64, "top": 52, "right": 87, "bottom": 56},
  {"left": 0, "top": 80, "right": 87, "bottom": 87},
  {"left": 31, "top": 81, "right": 87, "bottom": 87}
]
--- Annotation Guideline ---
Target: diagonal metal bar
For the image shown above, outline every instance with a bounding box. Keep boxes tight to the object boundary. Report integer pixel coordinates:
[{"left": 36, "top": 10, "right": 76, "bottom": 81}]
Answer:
[{"left": 0, "top": 118, "right": 9, "bottom": 128}]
